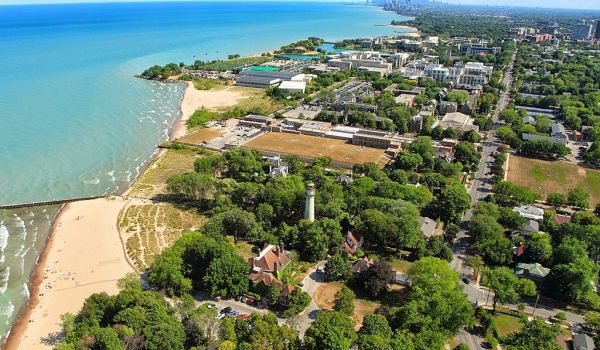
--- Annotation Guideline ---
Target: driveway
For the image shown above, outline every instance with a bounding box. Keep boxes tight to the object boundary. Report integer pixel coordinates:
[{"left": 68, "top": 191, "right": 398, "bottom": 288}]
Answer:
[{"left": 297, "top": 269, "right": 327, "bottom": 336}]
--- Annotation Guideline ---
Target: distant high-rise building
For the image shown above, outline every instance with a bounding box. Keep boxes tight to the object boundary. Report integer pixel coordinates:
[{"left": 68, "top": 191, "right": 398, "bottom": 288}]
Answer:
[
  {"left": 595, "top": 21, "right": 600, "bottom": 40},
  {"left": 572, "top": 24, "right": 592, "bottom": 41}
]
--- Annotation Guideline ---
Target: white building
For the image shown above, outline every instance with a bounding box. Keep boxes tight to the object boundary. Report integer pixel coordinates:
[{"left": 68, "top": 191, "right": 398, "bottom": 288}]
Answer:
[
  {"left": 437, "top": 112, "right": 479, "bottom": 132},
  {"left": 278, "top": 80, "right": 306, "bottom": 94},
  {"left": 513, "top": 205, "right": 544, "bottom": 221}
]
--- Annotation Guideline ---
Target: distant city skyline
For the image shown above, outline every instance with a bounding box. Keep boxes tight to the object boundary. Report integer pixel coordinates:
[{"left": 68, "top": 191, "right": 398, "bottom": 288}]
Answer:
[
  {"left": 1, "top": 0, "right": 600, "bottom": 10},
  {"left": 445, "top": 0, "right": 600, "bottom": 10}
]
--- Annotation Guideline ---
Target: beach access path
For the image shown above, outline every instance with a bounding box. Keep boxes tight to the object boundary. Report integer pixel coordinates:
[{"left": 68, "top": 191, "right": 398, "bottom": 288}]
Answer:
[{"left": 6, "top": 197, "right": 134, "bottom": 350}]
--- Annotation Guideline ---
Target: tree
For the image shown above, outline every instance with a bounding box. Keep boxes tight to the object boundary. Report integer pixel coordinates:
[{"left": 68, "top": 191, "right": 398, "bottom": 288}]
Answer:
[
  {"left": 522, "top": 233, "right": 552, "bottom": 265},
  {"left": 148, "top": 248, "right": 192, "bottom": 297},
  {"left": 454, "top": 141, "right": 481, "bottom": 171},
  {"left": 296, "top": 220, "right": 329, "bottom": 262},
  {"left": 334, "top": 287, "right": 355, "bottom": 315},
  {"left": 484, "top": 267, "right": 536, "bottom": 313},
  {"left": 167, "top": 172, "right": 217, "bottom": 206},
  {"left": 546, "top": 192, "right": 566, "bottom": 208},
  {"left": 91, "top": 327, "right": 124, "bottom": 350},
  {"left": 447, "top": 91, "right": 469, "bottom": 105},
  {"left": 395, "top": 151, "right": 423, "bottom": 170},
  {"left": 568, "top": 186, "right": 591, "bottom": 209},
  {"left": 284, "top": 289, "right": 311, "bottom": 317},
  {"left": 462, "top": 130, "right": 481, "bottom": 143},
  {"left": 247, "top": 313, "right": 300, "bottom": 350},
  {"left": 503, "top": 317, "right": 561, "bottom": 350},
  {"left": 354, "top": 209, "right": 397, "bottom": 250},
  {"left": 203, "top": 253, "right": 249, "bottom": 298},
  {"left": 360, "top": 260, "right": 395, "bottom": 297},
  {"left": 325, "top": 254, "right": 352, "bottom": 282},
  {"left": 359, "top": 314, "right": 392, "bottom": 338},
  {"left": 493, "top": 181, "right": 541, "bottom": 206},
  {"left": 407, "top": 136, "right": 434, "bottom": 159},
  {"left": 553, "top": 236, "right": 588, "bottom": 265},
  {"left": 465, "top": 255, "right": 485, "bottom": 282},
  {"left": 304, "top": 311, "right": 357, "bottom": 350},
  {"left": 435, "top": 184, "right": 471, "bottom": 224},
  {"left": 544, "top": 257, "right": 598, "bottom": 303},
  {"left": 221, "top": 209, "right": 257, "bottom": 243},
  {"left": 398, "top": 257, "right": 475, "bottom": 348}
]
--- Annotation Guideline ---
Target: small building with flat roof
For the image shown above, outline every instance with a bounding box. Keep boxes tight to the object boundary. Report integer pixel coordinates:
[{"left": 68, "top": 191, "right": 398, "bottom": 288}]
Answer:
[
  {"left": 395, "top": 94, "right": 417, "bottom": 108},
  {"left": 278, "top": 80, "right": 306, "bottom": 94},
  {"left": 352, "top": 129, "right": 398, "bottom": 149}
]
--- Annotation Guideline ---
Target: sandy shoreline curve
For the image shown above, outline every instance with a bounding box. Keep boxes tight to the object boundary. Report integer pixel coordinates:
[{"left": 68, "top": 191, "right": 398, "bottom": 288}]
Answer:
[
  {"left": 4, "top": 198, "right": 134, "bottom": 350},
  {"left": 6, "top": 70, "right": 256, "bottom": 349}
]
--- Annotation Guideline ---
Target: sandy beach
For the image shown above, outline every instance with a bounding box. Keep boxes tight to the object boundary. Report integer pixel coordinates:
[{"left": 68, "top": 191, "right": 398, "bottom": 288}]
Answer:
[
  {"left": 171, "top": 81, "right": 249, "bottom": 140},
  {"left": 5, "top": 197, "right": 134, "bottom": 350}
]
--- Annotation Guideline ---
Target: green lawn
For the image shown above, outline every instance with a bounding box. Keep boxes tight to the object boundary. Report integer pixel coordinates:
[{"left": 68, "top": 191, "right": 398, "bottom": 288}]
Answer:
[
  {"left": 385, "top": 258, "right": 413, "bottom": 273},
  {"left": 200, "top": 56, "right": 272, "bottom": 71},
  {"left": 494, "top": 314, "right": 523, "bottom": 337},
  {"left": 508, "top": 155, "right": 600, "bottom": 205}
]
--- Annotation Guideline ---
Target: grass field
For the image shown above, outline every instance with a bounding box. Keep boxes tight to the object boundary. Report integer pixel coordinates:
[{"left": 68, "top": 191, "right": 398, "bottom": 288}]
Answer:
[
  {"left": 178, "top": 128, "right": 224, "bottom": 145},
  {"left": 129, "top": 149, "right": 200, "bottom": 199},
  {"left": 244, "top": 132, "right": 389, "bottom": 167},
  {"left": 220, "top": 86, "right": 288, "bottom": 114},
  {"left": 200, "top": 56, "right": 271, "bottom": 71},
  {"left": 122, "top": 149, "right": 206, "bottom": 270},
  {"left": 313, "top": 282, "right": 380, "bottom": 330},
  {"left": 494, "top": 314, "right": 523, "bottom": 337},
  {"left": 507, "top": 155, "right": 600, "bottom": 206}
]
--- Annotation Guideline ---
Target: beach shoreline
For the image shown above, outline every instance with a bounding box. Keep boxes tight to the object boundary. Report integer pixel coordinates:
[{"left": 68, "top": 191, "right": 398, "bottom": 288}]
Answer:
[
  {"left": 2, "top": 204, "right": 65, "bottom": 350},
  {"left": 5, "top": 197, "right": 134, "bottom": 350},
  {"left": 3, "top": 74, "right": 226, "bottom": 349}
]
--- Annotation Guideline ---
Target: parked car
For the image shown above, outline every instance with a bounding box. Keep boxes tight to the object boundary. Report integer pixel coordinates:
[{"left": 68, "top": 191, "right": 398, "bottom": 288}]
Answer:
[
  {"left": 220, "top": 307, "right": 232, "bottom": 314},
  {"left": 316, "top": 265, "right": 325, "bottom": 273}
]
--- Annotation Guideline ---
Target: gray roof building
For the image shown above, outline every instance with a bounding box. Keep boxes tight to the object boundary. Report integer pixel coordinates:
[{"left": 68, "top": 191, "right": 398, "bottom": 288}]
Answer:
[
  {"left": 573, "top": 333, "right": 595, "bottom": 350},
  {"left": 420, "top": 217, "right": 437, "bottom": 239},
  {"left": 551, "top": 122, "right": 568, "bottom": 138},
  {"left": 522, "top": 219, "right": 540, "bottom": 234},
  {"left": 522, "top": 116, "right": 536, "bottom": 125},
  {"left": 522, "top": 133, "right": 568, "bottom": 145}
]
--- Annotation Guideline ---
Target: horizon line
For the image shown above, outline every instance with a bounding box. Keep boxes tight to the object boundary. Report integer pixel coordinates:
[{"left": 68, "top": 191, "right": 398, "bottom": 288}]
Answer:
[{"left": 1, "top": 0, "right": 600, "bottom": 11}]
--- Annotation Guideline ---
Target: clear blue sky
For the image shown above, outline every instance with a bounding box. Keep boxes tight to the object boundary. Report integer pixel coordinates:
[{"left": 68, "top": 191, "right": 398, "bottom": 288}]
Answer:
[{"left": 0, "top": 0, "right": 599, "bottom": 10}]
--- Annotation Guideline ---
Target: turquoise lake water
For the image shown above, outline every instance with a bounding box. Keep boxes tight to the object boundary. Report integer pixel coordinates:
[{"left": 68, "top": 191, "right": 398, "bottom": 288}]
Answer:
[{"left": 0, "top": 1, "right": 408, "bottom": 341}]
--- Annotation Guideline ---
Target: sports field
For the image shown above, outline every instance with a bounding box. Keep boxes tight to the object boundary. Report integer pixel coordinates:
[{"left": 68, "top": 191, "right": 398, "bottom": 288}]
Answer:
[
  {"left": 244, "top": 132, "right": 389, "bottom": 167},
  {"left": 507, "top": 155, "right": 600, "bottom": 205}
]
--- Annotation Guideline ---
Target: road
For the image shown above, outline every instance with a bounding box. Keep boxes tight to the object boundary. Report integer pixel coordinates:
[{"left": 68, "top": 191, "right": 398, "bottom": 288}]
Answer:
[
  {"left": 450, "top": 50, "right": 517, "bottom": 350},
  {"left": 450, "top": 51, "right": 587, "bottom": 349}
]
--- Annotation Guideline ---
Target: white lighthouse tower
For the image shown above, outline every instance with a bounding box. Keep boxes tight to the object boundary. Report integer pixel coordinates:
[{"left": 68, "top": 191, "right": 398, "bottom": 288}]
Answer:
[{"left": 304, "top": 182, "right": 315, "bottom": 222}]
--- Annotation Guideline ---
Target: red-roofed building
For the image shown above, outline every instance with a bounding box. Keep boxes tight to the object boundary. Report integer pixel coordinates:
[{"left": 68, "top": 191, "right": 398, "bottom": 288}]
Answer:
[
  {"left": 249, "top": 243, "right": 291, "bottom": 279},
  {"left": 340, "top": 231, "right": 364, "bottom": 256},
  {"left": 248, "top": 243, "right": 294, "bottom": 305},
  {"left": 516, "top": 243, "right": 526, "bottom": 257},
  {"left": 554, "top": 213, "right": 572, "bottom": 225}
]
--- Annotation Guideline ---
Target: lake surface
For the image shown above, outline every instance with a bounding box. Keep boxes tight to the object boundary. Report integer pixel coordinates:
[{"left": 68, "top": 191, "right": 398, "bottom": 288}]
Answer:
[{"left": 0, "top": 1, "right": 408, "bottom": 341}]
